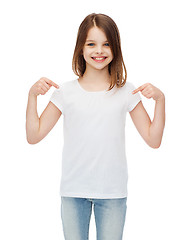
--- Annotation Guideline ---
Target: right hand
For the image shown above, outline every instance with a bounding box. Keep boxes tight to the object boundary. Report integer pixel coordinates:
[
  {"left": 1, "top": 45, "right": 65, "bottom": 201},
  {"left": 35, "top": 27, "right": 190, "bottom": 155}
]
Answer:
[{"left": 29, "top": 77, "right": 59, "bottom": 96}]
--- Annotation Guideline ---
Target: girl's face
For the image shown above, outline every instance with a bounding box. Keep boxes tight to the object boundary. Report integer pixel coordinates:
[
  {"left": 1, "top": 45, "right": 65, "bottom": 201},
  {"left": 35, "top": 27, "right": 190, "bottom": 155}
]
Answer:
[{"left": 82, "top": 27, "right": 113, "bottom": 72}]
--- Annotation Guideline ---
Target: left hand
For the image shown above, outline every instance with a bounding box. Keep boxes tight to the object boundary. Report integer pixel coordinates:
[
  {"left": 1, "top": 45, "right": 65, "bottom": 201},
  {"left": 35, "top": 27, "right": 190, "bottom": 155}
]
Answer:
[{"left": 132, "top": 83, "right": 164, "bottom": 101}]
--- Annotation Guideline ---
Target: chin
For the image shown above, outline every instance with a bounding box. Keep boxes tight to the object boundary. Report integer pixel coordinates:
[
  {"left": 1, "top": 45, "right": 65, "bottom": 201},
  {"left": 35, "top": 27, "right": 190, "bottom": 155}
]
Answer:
[
  {"left": 89, "top": 61, "right": 111, "bottom": 70},
  {"left": 92, "top": 65, "right": 109, "bottom": 71}
]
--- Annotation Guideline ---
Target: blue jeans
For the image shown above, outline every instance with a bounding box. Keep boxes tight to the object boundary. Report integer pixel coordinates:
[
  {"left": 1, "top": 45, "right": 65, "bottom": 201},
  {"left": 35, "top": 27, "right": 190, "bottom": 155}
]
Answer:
[{"left": 61, "top": 196, "right": 127, "bottom": 240}]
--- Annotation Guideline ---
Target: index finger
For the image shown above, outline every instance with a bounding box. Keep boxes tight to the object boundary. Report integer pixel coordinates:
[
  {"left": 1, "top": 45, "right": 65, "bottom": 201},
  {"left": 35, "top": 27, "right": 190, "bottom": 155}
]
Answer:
[
  {"left": 46, "top": 79, "right": 59, "bottom": 88},
  {"left": 132, "top": 84, "right": 147, "bottom": 94}
]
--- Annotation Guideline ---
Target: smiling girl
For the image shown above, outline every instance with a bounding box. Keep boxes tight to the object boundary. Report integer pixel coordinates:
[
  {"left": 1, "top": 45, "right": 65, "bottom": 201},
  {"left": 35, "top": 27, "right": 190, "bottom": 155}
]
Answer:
[{"left": 26, "top": 13, "right": 165, "bottom": 240}]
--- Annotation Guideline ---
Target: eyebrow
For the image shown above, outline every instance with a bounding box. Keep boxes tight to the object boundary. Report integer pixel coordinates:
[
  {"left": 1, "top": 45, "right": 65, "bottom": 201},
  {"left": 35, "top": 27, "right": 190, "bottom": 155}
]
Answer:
[{"left": 86, "top": 40, "right": 109, "bottom": 42}]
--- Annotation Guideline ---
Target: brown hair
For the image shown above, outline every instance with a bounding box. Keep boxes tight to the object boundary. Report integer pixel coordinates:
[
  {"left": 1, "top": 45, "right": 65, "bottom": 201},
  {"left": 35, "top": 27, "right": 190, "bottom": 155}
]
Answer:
[{"left": 72, "top": 13, "right": 127, "bottom": 91}]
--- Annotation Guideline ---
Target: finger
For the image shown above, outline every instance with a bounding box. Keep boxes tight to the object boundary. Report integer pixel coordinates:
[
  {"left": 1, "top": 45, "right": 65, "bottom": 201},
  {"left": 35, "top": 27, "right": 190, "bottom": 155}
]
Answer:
[
  {"left": 141, "top": 88, "right": 151, "bottom": 95},
  {"left": 132, "top": 83, "right": 148, "bottom": 94},
  {"left": 132, "top": 86, "right": 143, "bottom": 94},
  {"left": 49, "top": 80, "right": 59, "bottom": 89},
  {"left": 40, "top": 80, "right": 51, "bottom": 90},
  {"left": 40, "top": 85, "right": 48, "bottom": 92},
  {"left": 44, "top": 78, "right": 59, "bottom": 88},
  {"left": 36, "top": 85, "right": 46, "bottom": 94},
  {"left": 132, "top": 88, "right": 139, "bottom": 94},
  {"left": 145, "top": 92, "right": 153, "bottom": 99}
]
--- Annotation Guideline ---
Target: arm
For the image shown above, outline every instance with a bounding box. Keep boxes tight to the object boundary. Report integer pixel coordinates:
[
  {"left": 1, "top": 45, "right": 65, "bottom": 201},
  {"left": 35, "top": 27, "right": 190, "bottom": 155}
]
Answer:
[
  {"left": 149, "top": 95, "right": 165, "bottom": 148},
  {"left": 130, "top": 83, "right": 165, "bottom": 148},
  {"left": 26, "top": 77, "right": 61, "bottom": 144},
  {"left": 26, "top": 92, "right": 62, "bottom": 144},
  {"left": 26, "top": 92, "right": 40, "bottom": 144}
]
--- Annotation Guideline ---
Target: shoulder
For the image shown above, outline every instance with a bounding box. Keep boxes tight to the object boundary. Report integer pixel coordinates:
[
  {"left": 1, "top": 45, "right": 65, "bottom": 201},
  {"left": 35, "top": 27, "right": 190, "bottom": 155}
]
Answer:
[
  {"left": 58, "top": 79, "right": 75, "bottom": 88},
  {"left": 50, "top": 79, "right": 76, "bottom": 100},
  {"left": 56, "top": 79, "right": 77, "bottom": 92},
  {"left": 120, "top": 81, "right": 137, "bottom": 95},
  {"left": 123, "top": 81, "right": 137, "bottom": 90}
]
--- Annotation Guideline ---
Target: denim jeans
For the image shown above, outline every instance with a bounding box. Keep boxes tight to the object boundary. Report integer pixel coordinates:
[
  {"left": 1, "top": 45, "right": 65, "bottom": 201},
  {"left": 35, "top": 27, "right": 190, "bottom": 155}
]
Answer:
[{"left": 61, "top": 196, "right": 127, "bottom": 240}]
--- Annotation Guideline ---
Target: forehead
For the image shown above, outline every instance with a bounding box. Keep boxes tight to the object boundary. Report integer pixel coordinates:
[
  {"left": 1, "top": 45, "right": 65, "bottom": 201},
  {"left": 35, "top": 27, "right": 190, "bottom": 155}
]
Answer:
[{"left": 86, "top": 27, "right": 108, "bottom": 41}]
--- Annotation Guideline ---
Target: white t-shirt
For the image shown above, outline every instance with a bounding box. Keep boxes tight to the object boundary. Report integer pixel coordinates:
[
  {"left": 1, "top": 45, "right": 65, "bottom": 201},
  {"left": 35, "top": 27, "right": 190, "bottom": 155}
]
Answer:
[{"left": 49, "top": 78, "right": 142, "bottom": 199}]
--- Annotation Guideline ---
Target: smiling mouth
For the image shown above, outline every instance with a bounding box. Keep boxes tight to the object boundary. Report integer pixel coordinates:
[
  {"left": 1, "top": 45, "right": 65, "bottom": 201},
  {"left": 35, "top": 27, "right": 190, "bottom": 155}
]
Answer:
[{"left": 91, "top": 57, "right": 107, "bottom": 62}]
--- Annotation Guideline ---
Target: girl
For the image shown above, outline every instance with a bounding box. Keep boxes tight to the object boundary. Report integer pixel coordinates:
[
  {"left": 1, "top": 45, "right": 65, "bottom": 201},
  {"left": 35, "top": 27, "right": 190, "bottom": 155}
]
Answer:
[{"left": 26, "top": 13, "right": 165, "bottom": 240}]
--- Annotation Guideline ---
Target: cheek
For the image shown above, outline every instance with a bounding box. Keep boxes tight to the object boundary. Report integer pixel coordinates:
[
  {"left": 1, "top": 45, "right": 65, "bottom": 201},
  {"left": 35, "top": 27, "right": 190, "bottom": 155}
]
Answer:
[
  {"left": 107, "top": 48, "right": 113, "bottom": 58},
  {"left": 109, "top": 50, "right": 113, "bottom": 61},
  {"left": 83, "top": 48, "right": 92, "bottom": 59}
]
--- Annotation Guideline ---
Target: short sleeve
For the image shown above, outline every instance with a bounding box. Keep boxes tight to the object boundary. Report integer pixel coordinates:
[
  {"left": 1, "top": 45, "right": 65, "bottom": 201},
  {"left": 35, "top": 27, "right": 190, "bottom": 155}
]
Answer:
[
  {"left": 49, "top": 85, "right": 64, "bottom": 114},
  {"left": 126, "top": 82, "right": 142, "bottom": 112}
]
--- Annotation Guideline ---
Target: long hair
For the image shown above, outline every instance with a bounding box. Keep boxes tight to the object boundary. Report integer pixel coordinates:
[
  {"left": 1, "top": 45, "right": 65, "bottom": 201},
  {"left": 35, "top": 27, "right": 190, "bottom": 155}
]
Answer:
[{"left": 72, "top": 13, "right": 127, "bottom": 91}]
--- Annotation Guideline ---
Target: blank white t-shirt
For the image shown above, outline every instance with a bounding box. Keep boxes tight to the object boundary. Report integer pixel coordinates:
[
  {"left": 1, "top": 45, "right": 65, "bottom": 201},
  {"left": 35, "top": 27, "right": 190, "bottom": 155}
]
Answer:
[{"left": 49, "top": 78, "right": 142, "bottom": 199}]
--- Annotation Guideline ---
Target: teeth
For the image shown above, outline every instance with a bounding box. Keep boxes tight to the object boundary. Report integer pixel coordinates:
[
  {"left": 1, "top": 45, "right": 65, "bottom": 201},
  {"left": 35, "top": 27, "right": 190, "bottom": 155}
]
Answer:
[{"left": 93, "top": 57, "right": 106, "bottom": 60}]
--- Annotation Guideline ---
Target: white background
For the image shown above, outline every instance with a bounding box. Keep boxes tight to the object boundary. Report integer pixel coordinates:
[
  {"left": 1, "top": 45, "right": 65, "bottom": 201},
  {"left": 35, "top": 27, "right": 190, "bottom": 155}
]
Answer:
[{"left": 0, "top": 0, "right": 194, "bottom": 239}]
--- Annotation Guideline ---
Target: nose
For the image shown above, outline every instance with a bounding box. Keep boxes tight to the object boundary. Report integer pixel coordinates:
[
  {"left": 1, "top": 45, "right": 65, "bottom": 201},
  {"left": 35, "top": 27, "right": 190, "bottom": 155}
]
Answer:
[{"left": 95, "top": 45, "right": 103, "bottom": 54}]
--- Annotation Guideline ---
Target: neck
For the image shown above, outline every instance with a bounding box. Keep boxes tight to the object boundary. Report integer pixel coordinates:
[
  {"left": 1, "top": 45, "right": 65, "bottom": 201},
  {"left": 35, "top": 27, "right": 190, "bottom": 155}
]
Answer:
[{"left": 81, "top": 65, "right": 111, "bottom": 84}]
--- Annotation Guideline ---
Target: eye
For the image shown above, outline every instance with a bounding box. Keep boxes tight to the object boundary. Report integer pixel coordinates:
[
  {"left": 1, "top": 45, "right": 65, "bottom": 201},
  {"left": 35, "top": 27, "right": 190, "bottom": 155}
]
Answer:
[
  {"left": 87, "top": 43, "right": 94, "bottom": 46},
  {"left": 104, "top": 43, "right": 110, "bottom": 46}
]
